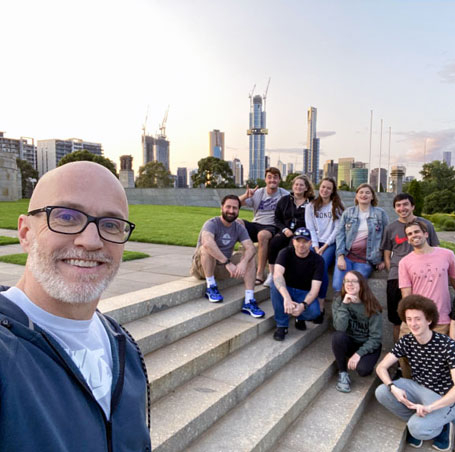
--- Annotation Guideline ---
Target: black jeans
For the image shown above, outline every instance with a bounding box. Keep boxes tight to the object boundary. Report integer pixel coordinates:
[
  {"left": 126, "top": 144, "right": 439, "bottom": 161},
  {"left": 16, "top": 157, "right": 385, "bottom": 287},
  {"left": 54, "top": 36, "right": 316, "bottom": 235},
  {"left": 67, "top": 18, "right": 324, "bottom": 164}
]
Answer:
[{"left": 332, "top": 330, "right": 381, "bottom": 376}]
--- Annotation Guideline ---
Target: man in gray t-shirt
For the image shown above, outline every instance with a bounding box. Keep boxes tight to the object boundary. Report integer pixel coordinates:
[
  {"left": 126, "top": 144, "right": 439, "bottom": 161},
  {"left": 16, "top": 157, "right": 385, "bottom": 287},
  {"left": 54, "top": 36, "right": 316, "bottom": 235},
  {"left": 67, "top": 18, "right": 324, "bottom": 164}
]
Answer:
[
  {"left": 239, "top": 167, "right": 288, "bottom": 285},
  {"left": 191, "top": 195, "right": 264, "bottom": 318},
  {"left": 381, "top": 193, "right": 439, "bottom": 342}
]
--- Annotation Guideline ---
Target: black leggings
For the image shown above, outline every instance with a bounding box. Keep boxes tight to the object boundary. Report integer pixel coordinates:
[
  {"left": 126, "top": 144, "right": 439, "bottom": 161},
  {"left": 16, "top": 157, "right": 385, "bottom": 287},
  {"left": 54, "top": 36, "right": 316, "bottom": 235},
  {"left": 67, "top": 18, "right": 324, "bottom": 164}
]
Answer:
[
  {"left": 268, "top": 233, "right": 291, "bottom": 265},
  {"left": 331, "top": 330, "right": 381, "bottom": 376}
]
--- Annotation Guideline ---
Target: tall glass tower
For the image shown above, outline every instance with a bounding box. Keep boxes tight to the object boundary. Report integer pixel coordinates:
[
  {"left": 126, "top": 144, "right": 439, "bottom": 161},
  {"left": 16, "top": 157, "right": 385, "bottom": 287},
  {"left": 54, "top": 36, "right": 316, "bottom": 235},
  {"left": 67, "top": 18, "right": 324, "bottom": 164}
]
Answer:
[
  {"left": 307, "top": 107, "right": 320, "bottom": 184},
  {"left": 247, "top": 94, "right": 268, "bottom": 181}
]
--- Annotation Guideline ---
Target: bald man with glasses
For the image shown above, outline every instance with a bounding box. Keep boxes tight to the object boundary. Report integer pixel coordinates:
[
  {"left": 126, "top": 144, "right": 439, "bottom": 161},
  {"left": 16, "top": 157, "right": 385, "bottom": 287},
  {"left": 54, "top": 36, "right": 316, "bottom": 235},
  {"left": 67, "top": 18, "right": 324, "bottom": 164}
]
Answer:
[{"left": 0, "top": 162, "right": 151, "bottom": 452}]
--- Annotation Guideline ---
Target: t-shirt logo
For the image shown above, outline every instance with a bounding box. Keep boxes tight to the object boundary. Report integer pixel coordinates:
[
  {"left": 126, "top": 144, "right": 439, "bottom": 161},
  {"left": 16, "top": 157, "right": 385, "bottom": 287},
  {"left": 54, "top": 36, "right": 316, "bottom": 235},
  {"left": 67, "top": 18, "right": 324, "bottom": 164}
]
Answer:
[
  {"left": 395, "top": 234, "right": 408, "bottom": 245},
  {"left": 221, "top": 233, "right": 232, "bottom": 246}
]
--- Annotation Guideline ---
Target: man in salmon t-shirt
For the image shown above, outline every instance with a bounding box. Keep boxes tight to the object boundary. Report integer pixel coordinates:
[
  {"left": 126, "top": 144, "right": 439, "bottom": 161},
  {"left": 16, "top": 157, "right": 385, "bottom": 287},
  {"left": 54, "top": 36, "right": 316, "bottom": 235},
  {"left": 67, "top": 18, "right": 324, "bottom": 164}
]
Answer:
[{"left": 399, "top": 219, "right": 455, "bottom": 377}]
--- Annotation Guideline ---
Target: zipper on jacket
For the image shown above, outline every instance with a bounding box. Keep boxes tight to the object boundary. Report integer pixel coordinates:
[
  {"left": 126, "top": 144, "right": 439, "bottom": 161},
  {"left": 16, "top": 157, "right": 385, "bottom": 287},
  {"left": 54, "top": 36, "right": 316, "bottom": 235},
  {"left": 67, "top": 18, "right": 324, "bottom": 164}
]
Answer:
[{"left": 106, "top": 420, "right": 113, "bottom": 452}]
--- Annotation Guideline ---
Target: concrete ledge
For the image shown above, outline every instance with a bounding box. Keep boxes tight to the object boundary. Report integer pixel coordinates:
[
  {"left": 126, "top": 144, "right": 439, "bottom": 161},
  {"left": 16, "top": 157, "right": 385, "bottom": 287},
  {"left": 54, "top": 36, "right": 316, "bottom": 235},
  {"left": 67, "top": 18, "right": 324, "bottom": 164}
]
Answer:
[
  {"left": 123, "top": 284, "right": 270, "bottom": 355},
  {"left": 98, "top": 276, "right": 240, "bottom": 324}
]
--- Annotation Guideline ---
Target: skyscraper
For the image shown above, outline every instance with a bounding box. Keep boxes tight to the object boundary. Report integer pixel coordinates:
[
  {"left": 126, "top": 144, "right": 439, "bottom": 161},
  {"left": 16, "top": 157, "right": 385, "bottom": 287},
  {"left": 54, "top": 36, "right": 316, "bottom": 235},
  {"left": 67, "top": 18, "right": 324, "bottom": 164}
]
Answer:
[
  {"left": 277, "top": 160, "right": 287, "bottom": 179},
  {"left": 142, "top": 135, "right": 170, "bottom": 171},
  {"left": 337, "top": 157, "right": 354, "bottom": 188},
  {"left": 177, "top": 167, "right": 188, "bottom": 188},
  {"left": 443, "top": 151, "right": 452, "bottom": 167},
  {"left": 323, "top": 159, "right": 338, "bottom": 182},
  {"left": 370, "top": 168, "right": 387, "bottom": 192},
  {"left": 232, "top": 158, "right": 244, "bottom": 186},
  {"left": 209, "top": 130, "right": 225, "bottom": 160},
  {"left": 306, "top": 107, "right": 320, "bottom": 184},
  {"left": 247, "top": 94, "right": 268, "bottom": 181}
]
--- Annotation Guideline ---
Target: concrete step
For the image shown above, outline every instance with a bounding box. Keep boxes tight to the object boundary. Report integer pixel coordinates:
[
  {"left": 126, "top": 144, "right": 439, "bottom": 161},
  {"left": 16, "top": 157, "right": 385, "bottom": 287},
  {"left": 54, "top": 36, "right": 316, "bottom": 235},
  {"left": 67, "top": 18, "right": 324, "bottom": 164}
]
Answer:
[
  {"left": 151, "top": 321, "right": 329, "bottom": 452},
  {"left": 99, "top": 275, "right": 241, "bottom": 324},
  {"left": 123, "top": 283, "right": 269, "bottom": 355},
  {"left": 276, "top": 372, "right": 377, "bottom": 452},
  {"left": 343, "top": 397, "right": 406, "bottom": 452},
  {"left": 185, "top": 331, "right": 334, "bottom": 452},
  {"left": 146, "top": 299, "right": 276, "bottom": 403}
]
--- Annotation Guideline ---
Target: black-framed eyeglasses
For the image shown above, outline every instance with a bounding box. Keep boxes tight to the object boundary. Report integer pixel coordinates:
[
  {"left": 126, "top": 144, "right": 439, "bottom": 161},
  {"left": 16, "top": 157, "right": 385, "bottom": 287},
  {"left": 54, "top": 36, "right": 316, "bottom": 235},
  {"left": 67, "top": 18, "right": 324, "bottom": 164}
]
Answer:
[{"left": 27, "top": 206, "right": 135, "bottom": 244}]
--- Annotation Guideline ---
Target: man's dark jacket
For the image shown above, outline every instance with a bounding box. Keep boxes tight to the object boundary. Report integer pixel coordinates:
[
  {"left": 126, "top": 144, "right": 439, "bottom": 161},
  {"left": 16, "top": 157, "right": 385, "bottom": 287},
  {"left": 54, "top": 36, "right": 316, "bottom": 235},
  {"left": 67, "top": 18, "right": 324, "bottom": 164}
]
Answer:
[{"left": 0, "top": 289, "right": 151, "bottom": 452}]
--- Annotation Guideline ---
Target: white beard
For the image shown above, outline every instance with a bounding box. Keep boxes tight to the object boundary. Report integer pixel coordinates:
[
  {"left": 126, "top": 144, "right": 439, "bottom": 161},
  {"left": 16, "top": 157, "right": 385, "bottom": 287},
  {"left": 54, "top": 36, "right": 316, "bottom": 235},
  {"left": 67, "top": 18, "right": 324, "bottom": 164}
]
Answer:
[{"left": 27, "top": 241, "right": 120, "bottom": 304}]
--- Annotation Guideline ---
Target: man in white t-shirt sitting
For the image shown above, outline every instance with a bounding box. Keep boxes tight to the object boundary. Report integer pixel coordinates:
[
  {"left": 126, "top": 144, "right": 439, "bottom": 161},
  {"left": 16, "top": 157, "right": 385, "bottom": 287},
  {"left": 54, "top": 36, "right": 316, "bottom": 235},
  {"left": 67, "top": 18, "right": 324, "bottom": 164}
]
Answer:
[
  {"left": 0, "top": 162, "right": 150, "bottom": 451},
  {"left": 239, "top": 167, "right": 288, "bottom": 286},
  {"left": 191, "top": 195, "right": 263, "bottom": 318}
]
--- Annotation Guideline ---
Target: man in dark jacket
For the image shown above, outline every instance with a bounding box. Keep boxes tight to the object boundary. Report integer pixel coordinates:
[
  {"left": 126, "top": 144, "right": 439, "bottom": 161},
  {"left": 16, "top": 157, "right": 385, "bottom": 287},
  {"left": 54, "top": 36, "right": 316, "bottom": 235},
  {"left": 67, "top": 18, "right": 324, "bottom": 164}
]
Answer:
[{"left": 0, "top": 161, "right": 151, "bottom": 451}]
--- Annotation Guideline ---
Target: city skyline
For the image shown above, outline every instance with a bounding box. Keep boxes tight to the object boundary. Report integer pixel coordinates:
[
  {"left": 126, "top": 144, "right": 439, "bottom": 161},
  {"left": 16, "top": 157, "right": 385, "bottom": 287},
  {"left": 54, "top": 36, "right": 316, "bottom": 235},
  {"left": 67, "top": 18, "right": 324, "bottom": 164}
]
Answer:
[{"left": 2, "top": 0, "right": 455, "bottom": 179}]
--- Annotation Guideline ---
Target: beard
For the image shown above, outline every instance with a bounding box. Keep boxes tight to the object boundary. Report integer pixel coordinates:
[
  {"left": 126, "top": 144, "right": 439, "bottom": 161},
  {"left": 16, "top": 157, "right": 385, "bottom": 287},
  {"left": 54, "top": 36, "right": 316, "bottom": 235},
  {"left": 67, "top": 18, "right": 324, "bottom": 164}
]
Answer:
[
  {"left": 27, "top": 241, "right": 120, "bottom": 304},
  {"left": 221, "top": 211, "right": 238, "bottom": 223}
]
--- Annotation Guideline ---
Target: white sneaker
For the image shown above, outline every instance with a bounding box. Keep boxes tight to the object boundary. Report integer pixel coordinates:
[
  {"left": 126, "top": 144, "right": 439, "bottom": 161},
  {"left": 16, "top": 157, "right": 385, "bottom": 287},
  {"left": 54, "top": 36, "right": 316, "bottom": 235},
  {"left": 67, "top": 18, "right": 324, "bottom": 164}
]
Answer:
[{"left": 263, "top": 273, "right": 273, "bottom": 287}]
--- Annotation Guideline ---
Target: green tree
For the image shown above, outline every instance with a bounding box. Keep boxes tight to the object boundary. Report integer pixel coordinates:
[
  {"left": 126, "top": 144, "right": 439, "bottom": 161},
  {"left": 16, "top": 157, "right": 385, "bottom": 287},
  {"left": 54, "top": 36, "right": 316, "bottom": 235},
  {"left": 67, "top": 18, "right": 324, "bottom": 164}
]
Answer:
[
  {"left": 405, "top": 179, "right": 424, "bottom": 216},
  {"left": 419, "top": 160, "right": 455, "bottom": 198},
  {"left": 423, "top": 189, "right": 455, "bottom": 214},
  {"left": 338, "top": 183, "right": 351, "bottom": 192},
  {"left": 16, "top": 158, "right": 39, "bottom": 198},
  {"left": 58, "top": 150, "right": 118, "bottom": 177},
  {"left": 281, "top": 172, "right": 302, "bottom": 190},
  {"left": 191, "top": 157, "right": 235, "bottom": 188},
  {"left": 135, "top": 161, "right": 174, "bottom": 188}
]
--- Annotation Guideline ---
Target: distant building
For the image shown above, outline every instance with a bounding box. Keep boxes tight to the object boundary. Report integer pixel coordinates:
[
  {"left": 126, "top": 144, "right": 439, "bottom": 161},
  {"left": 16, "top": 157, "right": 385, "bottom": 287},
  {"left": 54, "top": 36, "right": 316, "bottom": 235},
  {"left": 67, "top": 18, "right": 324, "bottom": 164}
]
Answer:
[
  {"left": 37, "top": 138, "right": 103, "bottom": 176},
  {"left": 306, "top": 107, "right": 320, "bottom": 184},
  {"left": 353, "top": 161, "right": 366, "bottom": 168},
  {"left": 323, "top": 159, "right": 338, "bottom": 182},
  {"left": 232, "top": 158, "right": 244, "bottom": 186},
  {"left": 337, "top": 157, "right": 354, "bottom": 188},
  {"left": 119, "top": 155, "right": 134, "bottom": 188},
  {"left": 390, "top": 165, "right": 406, "bottom": 194},
  {"left": 142, "top": 135, "right": 155, "bottom": 163},
  {"left": 0, "top": 132, "right": 37, "bottom": 169},
  {"left": 142, "top": 134, "right": 170, "bottom": 171},
  {"left": 189, "top": 168, "right": 198, "bottom": 188},
  {"left": 303, "top": 148, "right": 309, "bottom": 174},
  {"left": 370, "top": 168, "right": 387, "bottom": 192},
  {"left": 265, "top": 155, "right": 271, "bottom": 170},
  {"left": 404, "top": 175, "right": 415, "bottom": 184},
  {"left": 247, "top": 94, "right": 268, "bottom": 181},
  {"left": 177, "top": 167, "right": 188, "bottom": 188},
  {"left": 443, "top": 151, "right": 452, "bottom": 167},
  {"left": 287, "top": 163, "right": 294, "bottom": 175},
  {"left": 0, "top": 152, "right": 21, "bottom": 201},
  {"left": 209, "top": 130, "right": 225, "bottom": 160},
  {"left": 277, "top": 160, "right": 287, "bottom": 179},
  {"left": 351, "top": 168, "right": 368, "bottom": 189}
]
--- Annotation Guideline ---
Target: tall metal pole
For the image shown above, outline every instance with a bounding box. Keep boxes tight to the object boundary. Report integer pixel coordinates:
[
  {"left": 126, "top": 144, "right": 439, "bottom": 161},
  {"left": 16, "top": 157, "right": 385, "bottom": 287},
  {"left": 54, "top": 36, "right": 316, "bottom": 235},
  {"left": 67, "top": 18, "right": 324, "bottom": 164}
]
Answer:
[
  {"left": 368, "top": 110, "right": 373, "bottom": 184},
  {"left": 387, "top": 126, "right": 391, "bottom": 193},
  {"left": 378, "top": 119, "right": 383, "bottom": 193}
]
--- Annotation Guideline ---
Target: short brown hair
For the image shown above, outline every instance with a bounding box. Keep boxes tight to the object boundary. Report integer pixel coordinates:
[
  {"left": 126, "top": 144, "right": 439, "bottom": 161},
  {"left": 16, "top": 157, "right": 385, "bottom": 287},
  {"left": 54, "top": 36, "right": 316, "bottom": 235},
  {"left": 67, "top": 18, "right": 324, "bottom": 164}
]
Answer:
[
  {"left": 404, "top": 219, "right": 428, "bottom": 234},
  {"left": 265, "top": 167, "right": 281, "bottom": 179},
  {"left": 397, "top": 294, "right": 439, "bottom": 329},
  {"left": 292, "top": 174, "right": 314, "bottom": 200},
  {"left": 354, "top": 183, "right": 378, "bottom": 207}
]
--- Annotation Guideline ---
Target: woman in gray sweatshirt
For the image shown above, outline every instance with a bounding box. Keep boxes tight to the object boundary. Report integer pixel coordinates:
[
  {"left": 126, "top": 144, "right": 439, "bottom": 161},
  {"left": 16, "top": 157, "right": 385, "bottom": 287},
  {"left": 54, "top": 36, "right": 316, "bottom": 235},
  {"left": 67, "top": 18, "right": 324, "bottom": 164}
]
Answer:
[{"left": 332, "top": 270, "right": 383, "bottom": 393}]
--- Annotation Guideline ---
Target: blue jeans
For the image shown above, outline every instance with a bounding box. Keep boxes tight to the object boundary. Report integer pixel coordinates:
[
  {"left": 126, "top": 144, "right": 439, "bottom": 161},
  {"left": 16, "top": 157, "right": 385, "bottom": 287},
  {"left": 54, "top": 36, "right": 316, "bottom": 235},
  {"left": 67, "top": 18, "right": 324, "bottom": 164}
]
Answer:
[
  {"left": 332, "top": 256, "right": 373, "bottom": 292},
  {"left": 314, "top": 242, "right": 336, "bottom": 299},
  {"left": 270, "top": 282, "right": 321, "bottom": 327},
  {"left": 376, "top": 378, "right": 455, "bottom": 440}
]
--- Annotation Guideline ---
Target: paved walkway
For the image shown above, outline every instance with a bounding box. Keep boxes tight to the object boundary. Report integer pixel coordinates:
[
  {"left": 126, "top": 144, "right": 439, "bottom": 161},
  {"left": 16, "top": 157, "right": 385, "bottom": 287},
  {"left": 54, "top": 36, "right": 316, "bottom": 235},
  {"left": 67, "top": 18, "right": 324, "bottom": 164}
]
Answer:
[
  {"left": 1, "top": 227, "right": 454, "bottom": 300},
  {"left": 0, "top": 228, "right": 194, "bottom": 299}
]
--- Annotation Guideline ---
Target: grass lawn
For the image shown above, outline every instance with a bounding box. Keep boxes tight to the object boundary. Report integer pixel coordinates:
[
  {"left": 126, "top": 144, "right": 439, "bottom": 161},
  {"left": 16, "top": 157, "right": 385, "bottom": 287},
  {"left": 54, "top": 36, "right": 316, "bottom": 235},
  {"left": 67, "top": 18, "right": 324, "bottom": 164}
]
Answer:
[
  {"left": 0, "top": 236, "right": 19, "bottom": 246},
  {"left": 0, "top": 201, "right": 254, "bottom": 247},
  {"left": 440, "top": 241, "right": 455, "bottom": 253},
  {"left": 0, "top": 250, "right": 149, "bottom": 266}
]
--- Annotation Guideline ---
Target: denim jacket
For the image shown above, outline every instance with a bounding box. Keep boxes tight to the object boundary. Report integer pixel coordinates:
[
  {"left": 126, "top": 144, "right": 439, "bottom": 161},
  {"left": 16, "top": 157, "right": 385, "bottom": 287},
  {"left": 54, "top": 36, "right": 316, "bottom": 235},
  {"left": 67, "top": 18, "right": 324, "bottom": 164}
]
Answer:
[{"left": 336, "top": 205, "right": 389, "bottom": 265}]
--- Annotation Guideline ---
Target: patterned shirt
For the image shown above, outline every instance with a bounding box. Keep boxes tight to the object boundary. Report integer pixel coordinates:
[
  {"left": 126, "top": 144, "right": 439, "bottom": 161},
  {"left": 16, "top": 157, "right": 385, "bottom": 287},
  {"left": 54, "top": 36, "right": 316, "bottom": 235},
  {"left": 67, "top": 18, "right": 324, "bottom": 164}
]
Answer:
[{"left": 392, "top": 332, "right": 455, "bottom": 395}]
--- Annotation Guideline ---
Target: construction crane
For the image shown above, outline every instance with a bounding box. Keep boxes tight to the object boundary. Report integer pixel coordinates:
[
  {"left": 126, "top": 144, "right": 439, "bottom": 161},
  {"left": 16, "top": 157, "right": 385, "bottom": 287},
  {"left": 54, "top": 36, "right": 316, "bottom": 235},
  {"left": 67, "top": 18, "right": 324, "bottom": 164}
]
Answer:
[
  {"left": 142, "top": 105, "right": 149, "bottom": 137},
  {"left": 263, "top": 77, "right": 271, "bottom": 109},
  {"left": 159, "top": 106, "right": 170, "bottom": 139},
  {"left": 248, "top": 84, "right": 256, "bottom": 101}
]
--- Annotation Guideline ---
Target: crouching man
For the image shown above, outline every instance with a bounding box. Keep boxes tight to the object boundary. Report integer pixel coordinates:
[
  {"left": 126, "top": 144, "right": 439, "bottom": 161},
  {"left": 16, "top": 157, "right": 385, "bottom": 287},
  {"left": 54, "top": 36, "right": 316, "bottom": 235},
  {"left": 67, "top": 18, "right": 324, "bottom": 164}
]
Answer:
[
  {"left": 271, "top": 227, "right": 324, "bottom": 341},
  {"left": 190, "top": 195, "right": 264, "bottom": 318},
  {"left": 375, "top": 294, "right": 455, "bottom": 450}
]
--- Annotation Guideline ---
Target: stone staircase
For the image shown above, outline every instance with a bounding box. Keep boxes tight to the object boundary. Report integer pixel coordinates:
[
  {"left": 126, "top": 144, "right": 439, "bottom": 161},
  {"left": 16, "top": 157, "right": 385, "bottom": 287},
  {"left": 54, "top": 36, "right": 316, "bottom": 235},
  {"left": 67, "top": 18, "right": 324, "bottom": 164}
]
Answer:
[{"left": 99, "top": 273, "right": 410, "bottom": 452}]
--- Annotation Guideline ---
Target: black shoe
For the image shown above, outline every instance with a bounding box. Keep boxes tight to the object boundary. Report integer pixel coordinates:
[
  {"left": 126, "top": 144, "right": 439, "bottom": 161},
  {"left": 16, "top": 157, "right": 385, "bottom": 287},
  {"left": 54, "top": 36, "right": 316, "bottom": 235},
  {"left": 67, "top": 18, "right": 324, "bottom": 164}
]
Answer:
[
  {"left": 295, "top": 319, "right": 307, "bottom": 331},
  {"left": 312, "top": 309, "right": 325, "bottom": 324},
  {"left": 273, "top": 327, "right": 288, "bottom": 341}
]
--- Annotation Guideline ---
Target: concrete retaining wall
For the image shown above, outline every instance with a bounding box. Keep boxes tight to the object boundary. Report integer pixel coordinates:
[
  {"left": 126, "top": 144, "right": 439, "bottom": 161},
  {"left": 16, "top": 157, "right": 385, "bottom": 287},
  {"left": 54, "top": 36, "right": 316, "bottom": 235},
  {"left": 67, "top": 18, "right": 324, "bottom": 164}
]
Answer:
[
  {"left": 125, "top": 188, "right": 397, "bottom": 220},
  {"left": 0, "top": 152, "right": 21, "bottom": 201}
]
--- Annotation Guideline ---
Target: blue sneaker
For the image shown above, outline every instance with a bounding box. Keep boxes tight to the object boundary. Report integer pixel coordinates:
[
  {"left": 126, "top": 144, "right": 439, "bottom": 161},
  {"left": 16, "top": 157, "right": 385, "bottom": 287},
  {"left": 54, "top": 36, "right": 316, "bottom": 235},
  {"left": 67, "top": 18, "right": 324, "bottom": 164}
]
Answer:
[
  {"left": 433, "top": 422, "right": 453, "bottom": 451},
  {"left": 205, "top": 285, "right": 223, "bottom": 303},
  {"left": 241, "top": 299, "right": 265, "bottom": 318},
  {"left": 406, "top": 428, "right": 423, "bottom": 448}
]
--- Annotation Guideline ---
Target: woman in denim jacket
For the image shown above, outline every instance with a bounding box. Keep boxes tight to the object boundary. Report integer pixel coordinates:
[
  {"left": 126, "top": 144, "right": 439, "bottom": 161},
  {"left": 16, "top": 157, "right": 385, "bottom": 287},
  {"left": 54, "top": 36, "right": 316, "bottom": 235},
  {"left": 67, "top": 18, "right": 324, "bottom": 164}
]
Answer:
[{"left": 333, "top": 183, "right": 388, "bottom": 292}]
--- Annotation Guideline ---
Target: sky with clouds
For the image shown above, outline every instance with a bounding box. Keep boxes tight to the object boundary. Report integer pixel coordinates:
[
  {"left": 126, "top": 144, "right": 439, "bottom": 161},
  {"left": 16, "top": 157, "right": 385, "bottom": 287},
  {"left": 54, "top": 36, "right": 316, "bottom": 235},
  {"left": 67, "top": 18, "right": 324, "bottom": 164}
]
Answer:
[{"left": 1, "top": 0, "right": 454, "bottom": 178}]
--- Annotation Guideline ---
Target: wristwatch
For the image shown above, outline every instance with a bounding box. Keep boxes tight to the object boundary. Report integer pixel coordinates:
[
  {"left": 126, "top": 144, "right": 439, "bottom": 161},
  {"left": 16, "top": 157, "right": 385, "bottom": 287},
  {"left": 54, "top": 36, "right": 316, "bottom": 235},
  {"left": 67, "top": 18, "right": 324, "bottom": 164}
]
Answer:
[
  {"left": 302, "top": 301, "right": 308, "bottom": 309},
  {"left": 223, "top": 258, "right": 231, "bottom": 265},
  {"left": 388, "top": 382, "right": 395, "bottom": 391}
]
